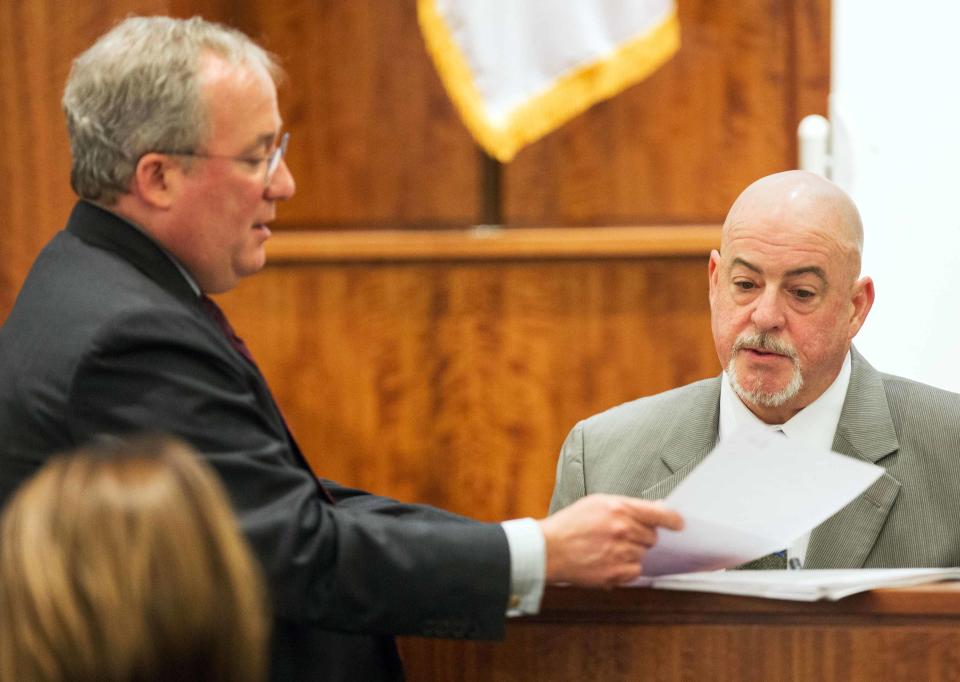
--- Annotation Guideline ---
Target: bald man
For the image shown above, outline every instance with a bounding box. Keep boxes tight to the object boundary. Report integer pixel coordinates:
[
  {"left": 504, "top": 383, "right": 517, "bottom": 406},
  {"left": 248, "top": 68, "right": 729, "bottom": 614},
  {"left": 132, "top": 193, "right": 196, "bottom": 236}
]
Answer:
[{"left": 550, "top": 170, "right": 960, "bottom": 570}]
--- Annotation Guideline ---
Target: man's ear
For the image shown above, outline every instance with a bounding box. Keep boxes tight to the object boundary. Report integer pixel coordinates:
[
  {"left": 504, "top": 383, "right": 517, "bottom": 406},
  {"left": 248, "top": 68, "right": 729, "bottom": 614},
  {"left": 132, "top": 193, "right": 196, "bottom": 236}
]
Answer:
[
  {"left": 129, "top": 153, "right": 181, "bottom": 209},
  {"left": 708, "top": 249, "right": 722, "bottom": 304},
  {"left": 848, "top": 276, "right": 875, "bottom": 339}
]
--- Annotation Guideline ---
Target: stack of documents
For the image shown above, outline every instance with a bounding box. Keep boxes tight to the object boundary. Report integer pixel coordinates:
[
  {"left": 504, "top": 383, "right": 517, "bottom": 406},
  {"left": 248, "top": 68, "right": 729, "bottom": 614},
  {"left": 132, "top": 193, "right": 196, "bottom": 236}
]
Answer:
[{"left": 634, "top": 568, "right": 960, "bottom": 601}]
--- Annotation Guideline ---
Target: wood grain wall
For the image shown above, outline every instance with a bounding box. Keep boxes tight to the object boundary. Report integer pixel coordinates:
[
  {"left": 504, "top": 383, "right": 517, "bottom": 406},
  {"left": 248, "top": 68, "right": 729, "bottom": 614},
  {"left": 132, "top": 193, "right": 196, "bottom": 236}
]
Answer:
[
  {"left": 0, "top": 0, "right": 829, "bottom": 520},
  {"left": 226, "top": 255, "right": 719, "bottom": 519}
]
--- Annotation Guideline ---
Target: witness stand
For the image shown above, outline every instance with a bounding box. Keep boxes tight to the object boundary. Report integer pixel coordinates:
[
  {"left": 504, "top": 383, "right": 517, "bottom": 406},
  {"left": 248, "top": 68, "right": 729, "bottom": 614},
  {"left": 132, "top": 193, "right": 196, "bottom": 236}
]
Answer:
[{"left": 399, "top": 582, "right": 960, "bottom": 680}]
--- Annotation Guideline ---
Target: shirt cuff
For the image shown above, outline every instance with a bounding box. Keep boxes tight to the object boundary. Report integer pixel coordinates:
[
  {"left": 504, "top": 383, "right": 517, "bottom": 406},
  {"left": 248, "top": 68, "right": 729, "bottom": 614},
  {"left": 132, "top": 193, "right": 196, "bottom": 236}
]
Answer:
[{"left": 500, "top": 517, "right": 546, "bottom": 617}]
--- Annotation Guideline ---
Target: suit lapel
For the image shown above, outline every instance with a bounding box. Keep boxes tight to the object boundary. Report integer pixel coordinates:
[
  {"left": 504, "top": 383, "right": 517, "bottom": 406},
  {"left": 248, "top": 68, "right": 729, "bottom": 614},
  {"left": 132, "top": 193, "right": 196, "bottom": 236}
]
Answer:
[
  {"left": 66, "top": 202, "right": 324, "bottom": 489},
  {"left": 641, "top": 378, "right": 722, "bottom": 499},
  {"left": 67, "top": 201, "right": 251, "bottom": 376},
  {"left": 805, "top": 348, "right": 901, "bottom": 568},
  {"left": 66, "top": 201, "right": 198, "bottom": 307}
]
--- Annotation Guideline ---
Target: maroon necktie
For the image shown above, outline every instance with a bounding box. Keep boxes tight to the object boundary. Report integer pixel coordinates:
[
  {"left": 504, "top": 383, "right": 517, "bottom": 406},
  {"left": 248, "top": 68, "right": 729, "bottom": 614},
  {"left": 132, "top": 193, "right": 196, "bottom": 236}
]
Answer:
[
  {"left": 199, "top": 295, "right": 335, "bottom": 504},
  {"left": 199, "top": 295, "right": 257, "bottom": 367}
]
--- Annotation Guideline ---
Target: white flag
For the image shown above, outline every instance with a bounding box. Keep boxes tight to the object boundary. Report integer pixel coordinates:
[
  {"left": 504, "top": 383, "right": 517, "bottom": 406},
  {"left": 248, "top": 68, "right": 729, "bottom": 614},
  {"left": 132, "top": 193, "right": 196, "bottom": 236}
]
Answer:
[{"left": 418, "top": 0, "right": 680, "bottom": 162}]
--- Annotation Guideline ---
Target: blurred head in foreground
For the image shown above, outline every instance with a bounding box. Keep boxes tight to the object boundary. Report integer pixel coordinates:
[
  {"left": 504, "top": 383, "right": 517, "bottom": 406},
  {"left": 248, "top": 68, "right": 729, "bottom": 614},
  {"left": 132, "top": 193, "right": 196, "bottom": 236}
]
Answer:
[{"left": 0, "top": 435, "right": 267, "bottom": 682}]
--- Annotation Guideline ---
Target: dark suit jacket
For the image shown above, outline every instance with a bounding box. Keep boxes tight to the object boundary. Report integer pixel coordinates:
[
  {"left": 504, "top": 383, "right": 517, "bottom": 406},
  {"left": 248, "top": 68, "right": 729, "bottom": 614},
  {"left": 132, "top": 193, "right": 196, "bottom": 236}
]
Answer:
[
  {"left": 0, "top": 201, "right": 511, "bottom": 681},
  {"left": 550, "top": 348, "right": 960, "bottom": 568}
]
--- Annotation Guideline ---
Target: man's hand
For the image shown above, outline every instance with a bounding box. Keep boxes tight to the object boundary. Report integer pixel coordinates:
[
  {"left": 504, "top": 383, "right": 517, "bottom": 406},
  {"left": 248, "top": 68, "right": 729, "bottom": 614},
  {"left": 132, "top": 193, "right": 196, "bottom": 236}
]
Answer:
[{"left": 538, "top": 494, "right": 683, "bottom": 587}]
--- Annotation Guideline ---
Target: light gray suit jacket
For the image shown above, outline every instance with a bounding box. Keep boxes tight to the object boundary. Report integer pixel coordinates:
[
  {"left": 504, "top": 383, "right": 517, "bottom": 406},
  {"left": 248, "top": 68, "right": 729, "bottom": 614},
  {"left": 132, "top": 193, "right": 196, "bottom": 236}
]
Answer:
[{"left": 550, "top": 348, "right": 960, "bottom": 568}]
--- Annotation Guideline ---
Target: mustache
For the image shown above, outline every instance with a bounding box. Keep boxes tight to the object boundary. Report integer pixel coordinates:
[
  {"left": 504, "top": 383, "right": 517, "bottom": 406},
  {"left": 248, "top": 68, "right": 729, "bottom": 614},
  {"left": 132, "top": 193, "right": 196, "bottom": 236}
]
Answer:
[{"left": 732, "top": 332, "right": 799, "bottom": 361}]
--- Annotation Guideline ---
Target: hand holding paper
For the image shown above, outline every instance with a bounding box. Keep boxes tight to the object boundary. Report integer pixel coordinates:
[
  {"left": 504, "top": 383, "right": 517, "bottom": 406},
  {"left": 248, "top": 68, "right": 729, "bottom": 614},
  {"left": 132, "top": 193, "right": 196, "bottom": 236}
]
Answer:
[{"left": 541, "top": 494, "right": 684, "bottom": 586}]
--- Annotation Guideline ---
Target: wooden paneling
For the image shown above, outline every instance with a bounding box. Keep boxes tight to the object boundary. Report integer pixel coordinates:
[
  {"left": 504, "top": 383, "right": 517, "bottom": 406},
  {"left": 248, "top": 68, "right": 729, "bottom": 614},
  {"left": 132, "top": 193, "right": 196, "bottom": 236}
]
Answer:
[
  {"left": 233, "top": 0, "right": 483, "bottom": 229},
  {"left": 794, "top": 0, "right": 832, "bottom": 120},
  {"left": 1, "top": 0, "right": 829, "bottom": 318},
  {"left": 399, "top": 584, "right": 960, "bottom": 680},
  {"left": 219, "top": 255, "right": 718, "bottom": 520},
  {"left": 502, "top": 0, "right": 831, "bottom": 226},
  {"left": 264, "top": 225, "right": 720, "bottom": 262},
  {"left": 403, "top": 622, "right": 960, "bottom": 680}
]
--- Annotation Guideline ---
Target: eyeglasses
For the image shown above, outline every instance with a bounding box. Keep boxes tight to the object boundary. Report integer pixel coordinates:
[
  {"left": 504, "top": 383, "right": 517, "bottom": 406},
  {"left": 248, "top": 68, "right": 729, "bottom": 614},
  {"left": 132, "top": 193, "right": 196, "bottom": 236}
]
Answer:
[{"left": 157, "top": 132, "right": 290, "bottom": 187}]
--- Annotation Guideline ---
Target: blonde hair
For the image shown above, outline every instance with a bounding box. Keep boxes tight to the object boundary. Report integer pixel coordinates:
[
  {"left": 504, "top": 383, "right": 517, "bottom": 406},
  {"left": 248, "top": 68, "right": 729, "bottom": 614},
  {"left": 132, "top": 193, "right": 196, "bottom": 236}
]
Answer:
[{"left": 0, "top": 435, "right": 268, "bottom": 682}]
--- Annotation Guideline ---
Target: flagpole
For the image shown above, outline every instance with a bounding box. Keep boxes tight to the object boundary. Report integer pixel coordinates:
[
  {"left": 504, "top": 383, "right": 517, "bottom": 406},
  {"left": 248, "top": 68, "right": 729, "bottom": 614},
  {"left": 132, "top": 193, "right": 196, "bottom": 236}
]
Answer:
[{"left": 479, "top": 151, "right": 502, "bottom": 227}]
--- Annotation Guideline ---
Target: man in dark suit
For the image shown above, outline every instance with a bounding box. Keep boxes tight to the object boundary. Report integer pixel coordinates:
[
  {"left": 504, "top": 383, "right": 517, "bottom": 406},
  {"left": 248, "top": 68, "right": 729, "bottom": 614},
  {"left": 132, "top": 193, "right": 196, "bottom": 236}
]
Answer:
[{"left": 0, "top": 16, "right": 682, "bottom": 681}]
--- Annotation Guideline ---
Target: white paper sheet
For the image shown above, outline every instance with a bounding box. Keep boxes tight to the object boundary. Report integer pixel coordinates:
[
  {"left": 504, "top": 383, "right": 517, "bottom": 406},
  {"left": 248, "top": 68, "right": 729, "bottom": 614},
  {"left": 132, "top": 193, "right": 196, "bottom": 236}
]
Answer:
[
  {"left": 638, "top": 427, "right": 884, "bottom": 576},
  {"left": 646, "top": 568, "right": 960, "bottom": 601}
]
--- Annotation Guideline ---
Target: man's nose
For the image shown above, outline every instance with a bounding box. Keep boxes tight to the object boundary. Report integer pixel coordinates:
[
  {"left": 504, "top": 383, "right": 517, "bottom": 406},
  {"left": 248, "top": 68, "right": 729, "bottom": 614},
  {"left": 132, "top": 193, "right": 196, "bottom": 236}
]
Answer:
[
  {"left": 750, "top": 287, "right": 786, "bottom": 331},
  {"left": 265, "top": 158, "right": 296, "bottom": 200}
]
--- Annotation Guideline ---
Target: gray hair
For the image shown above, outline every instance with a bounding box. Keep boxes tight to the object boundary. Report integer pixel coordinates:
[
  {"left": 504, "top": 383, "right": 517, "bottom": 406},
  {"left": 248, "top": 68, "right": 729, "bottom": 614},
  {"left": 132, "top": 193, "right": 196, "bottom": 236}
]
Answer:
[{"left": 63, "top": 16, "right": 282, "bottom": 204}]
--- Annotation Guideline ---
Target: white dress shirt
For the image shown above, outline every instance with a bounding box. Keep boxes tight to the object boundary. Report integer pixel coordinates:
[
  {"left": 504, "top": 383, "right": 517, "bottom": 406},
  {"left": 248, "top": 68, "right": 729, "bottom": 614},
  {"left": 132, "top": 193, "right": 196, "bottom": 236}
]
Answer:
[
  {"left": 501, "top": 519, "right": 546, "bottom": 615},
  {"left": 718, "top": 351, "right": 852, "bottom": 566}
]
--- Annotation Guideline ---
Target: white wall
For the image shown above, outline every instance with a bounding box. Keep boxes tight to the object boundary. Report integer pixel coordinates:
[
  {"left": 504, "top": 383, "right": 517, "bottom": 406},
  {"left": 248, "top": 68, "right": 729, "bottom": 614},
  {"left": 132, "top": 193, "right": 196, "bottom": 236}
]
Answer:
[{"left": 831, "top": 1, "right": 960, "bottom": 392}]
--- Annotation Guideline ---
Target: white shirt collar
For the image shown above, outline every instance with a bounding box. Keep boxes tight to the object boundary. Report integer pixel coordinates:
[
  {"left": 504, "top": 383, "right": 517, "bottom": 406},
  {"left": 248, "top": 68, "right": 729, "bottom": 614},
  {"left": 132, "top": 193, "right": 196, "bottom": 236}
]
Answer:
[{"left": 719, "top": 350, "right": 852, "bottom": 452}]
